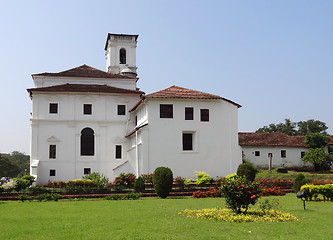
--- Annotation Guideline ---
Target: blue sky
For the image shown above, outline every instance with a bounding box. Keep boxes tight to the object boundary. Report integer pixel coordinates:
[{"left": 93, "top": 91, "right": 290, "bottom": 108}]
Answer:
[{"left": 0, "top": 1, "right": 332, "bottom": 154}]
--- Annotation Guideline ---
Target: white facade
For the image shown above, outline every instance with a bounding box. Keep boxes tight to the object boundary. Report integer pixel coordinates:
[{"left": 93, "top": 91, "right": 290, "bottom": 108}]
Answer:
[
  {"left": 28, "top": 33, "right": 242, "bottom": 185},
  {"left": 242, "top": 146, "right": 310, "bottom": 169},
  {"left": 117, "top": 97, "right": 242, "bottom": 179}
]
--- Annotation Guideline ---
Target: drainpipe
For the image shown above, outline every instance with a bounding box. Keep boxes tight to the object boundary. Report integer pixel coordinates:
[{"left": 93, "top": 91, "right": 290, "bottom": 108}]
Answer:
[{"left": 135, "top": 130, "right": 139, "bottom": 177}]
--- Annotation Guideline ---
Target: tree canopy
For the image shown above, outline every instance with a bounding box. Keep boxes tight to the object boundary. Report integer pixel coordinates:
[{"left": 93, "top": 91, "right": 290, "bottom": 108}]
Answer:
[
  {"left": 256, "top": 119, "right": 328, "bottom": 136},
  {"left": 0, "top": 152, "right": 30, "bottom": 177}
]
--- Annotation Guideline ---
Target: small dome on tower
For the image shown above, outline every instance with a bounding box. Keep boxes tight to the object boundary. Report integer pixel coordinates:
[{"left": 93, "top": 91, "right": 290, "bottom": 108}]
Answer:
[{"left": 120, "top": 65, "right": 137, "bottom": 77}]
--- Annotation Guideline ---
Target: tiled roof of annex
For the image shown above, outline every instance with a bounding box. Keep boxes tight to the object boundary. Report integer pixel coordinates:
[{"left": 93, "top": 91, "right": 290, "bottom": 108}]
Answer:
[
  {"left": 27, "top": 83, "right": 144, "bottom": 95},
  {"left": 238, "top": 132, "right": 309, "bottom": 147},
  {"left": 145, "top": 86, "right": 241, "bottom": 107},
  {"left": 32, "top": 64, "right": 137, "bottom": 79}
]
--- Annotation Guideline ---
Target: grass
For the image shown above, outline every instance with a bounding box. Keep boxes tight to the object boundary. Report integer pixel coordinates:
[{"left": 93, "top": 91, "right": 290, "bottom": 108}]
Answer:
[
  {"left": 0, "top": 194, "right": 332, "bottom": 240},
  {"left": 256, "top": 169, "right": 333, "bottom": 181}
]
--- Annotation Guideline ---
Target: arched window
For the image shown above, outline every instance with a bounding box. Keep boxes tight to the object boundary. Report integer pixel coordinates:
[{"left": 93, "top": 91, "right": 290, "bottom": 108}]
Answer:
[
  {"left": 120, "top": 48, "right": 126, "bottom": 64},
  {"left": 81, "top": 128, "right": 94, "bottom": 156}
]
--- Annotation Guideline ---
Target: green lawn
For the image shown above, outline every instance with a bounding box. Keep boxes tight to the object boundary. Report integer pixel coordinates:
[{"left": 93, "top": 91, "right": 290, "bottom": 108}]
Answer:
[
  {"left": 0, "top": 194, "right": 332, "bottom": 240},
  {"left": 256, "top": 169, "right": 333, "bottom": 181}
]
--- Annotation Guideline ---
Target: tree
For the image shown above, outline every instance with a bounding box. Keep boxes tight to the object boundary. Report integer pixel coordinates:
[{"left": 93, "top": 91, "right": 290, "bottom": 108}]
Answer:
[
  {"left": 302, "top": 148, "right": 333, "bottom": 171},
  {"left": 256, "top": 119, "right": 296, "bottom": 135},
  {"left": 256, "top": 119, "right": 329, "bottom": 136},
  {"left": 305, "top": 133, "right": 330, "bottom": 148},
  {"left": 0, "top": 156, "right": 21, "bottom": 177},
  {"left": 297, "top": 119, "right": 328, "bottom": 135},
  {"left": 6, "top": 152, "right": 30, "bottom": 176},
  {"left": 302, "top": 133, "right": 332, "bottom": 171}
]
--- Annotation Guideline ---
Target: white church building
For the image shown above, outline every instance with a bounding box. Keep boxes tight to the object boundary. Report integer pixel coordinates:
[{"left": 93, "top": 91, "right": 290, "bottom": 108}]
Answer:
[{"left": 27, "top": 33, "right": 242, "bottom": 185}]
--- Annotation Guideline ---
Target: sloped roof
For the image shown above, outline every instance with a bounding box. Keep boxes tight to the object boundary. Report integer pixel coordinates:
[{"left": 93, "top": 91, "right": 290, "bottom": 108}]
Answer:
[
  {"left": 32, "top": 64, "right": 137, "bottom": 79},
  {"left": 27, "top": 84, "right": 144, "bottom": 95},
  {"left": 146, "top": 86, "right": 241, "bottom": 108},
  {"left": 238, "top": 132, "right": 309, "bottom": 147}
]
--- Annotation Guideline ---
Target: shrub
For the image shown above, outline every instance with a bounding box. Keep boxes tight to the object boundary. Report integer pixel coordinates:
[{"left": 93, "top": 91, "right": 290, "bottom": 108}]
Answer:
[
  {"left": 153, "top": 167, "right": 173, "bottom": 199},
  {"left": 174, "top": 176, "right": 185, "bottom": 189},
  {"left": 21, "top": 175, "right": 35, "bottom": 185},
  {"left": 29, "top": 187, "right": 50, "bottom": 194},
  {"left": 261, "top": 187, "right": 286, "bottom": 196},
  {"left": 35, "top": 193, "right": 62, "bottom": 202},
  {"left": 124, "top": 192, "right": 142, "bottom": 200},
  {"left": 105, "top": 194, "right": 122, "bottom": 200},
  {"left": 113, "top": 173, "right": 136, "bottom": 189},
  {"left": 18, "top": 195, "right": 33, "bottom": 202},
  {"left": 220, "top": 175, "right": 263, "bottom": 214},
  {"left": 2, "top": 180, "right": 17, "bottom": 192},
  {"left": 66, "top": 179, "right": 98, "bottom": 188},
  {"left": 13, "top": 178, "right": 31, "bottom": 192},
  {"left": 192, "top": 190, "right": 207, "bottom": 198},
  {"left": 292, "top": 173, "right": 308, "bottom": 192},
  {"left": 300, "top": 184, "right": 333, "bottom": 201},
  {"left": 134, "top": 177, "right": 145, "bottom": 192},
  {"left": 194, "top": 171, "right": 211, "bottom": 185},
  {"left": 237, "top": 162, "right": 258, "bottom": 182},
  {"left": 51, "top": 181, "right": 66, "bottom": 188},
  {"left": 184, "top": 178, "right": 192, "bottom": 186},
  {"left": 0, "top": 186, "right": 4, "bottom": 193},
  {"left": 140, "top": 173, "right": 154, "bottom": 184},
  {"left": 83, "top": 172, "right": 109, "bottom": 187}
]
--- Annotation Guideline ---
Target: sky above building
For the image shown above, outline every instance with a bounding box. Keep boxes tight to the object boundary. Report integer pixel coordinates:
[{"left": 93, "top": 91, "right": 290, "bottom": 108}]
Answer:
[{"left": 0, "top": 0, "right": 332, "bottom": 154}]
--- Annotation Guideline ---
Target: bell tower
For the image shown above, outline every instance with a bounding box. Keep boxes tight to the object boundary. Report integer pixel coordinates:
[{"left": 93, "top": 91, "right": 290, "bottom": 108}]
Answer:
[{"left": 105, "top": 33, "right": 138, "bottom": 76}]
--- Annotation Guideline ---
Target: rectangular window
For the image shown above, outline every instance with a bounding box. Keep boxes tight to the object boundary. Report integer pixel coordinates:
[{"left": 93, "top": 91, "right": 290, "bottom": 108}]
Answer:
[
  {"left": 301, "top": 151, "right": 305, "bottom": 158},
  {"left": 50, "top": 169, "right": 56, "bottom": 176},
  {"left": 200, "top": 109, "right": 209, "bottom": 122},
  {"left": 160, "top": 104, "right": 173, "bottom": 118},
  {"left": 49, "top": 145, "right": 56, "bottom": 159},
  {"left": 185, "top": 107, "right": 194, "bottom": 120},
  {"left": 83, "top": 104, "right": 92, "bottom": 115},
  {"left": 84, "top": 168, "right": 91, "bottom": 175},
  {"left": 49, "top": 103, "right": 58, "bottom": 114},
  {"left": 281, "top": 150, "right": 286, "bottom": 158},
  {"left": 183, "top": 133, "right": 193, "bottom": 151},
  {"left": 118, "top": 105, "right": 126, "bottom": 115},
  {"left": 115, "top": 145, "right": 122, "bottom": 159},
  {"left": 255, "top": 151, "right": 260, "bottom": 156}
]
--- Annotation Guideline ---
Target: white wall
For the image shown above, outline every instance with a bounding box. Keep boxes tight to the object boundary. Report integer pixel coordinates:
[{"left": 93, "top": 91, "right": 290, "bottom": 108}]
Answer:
[
  {"left": 242, "top": 146, "right": 311, "bottom": 169},
  {"left": 129, "top": 98, "right": 242, "bottom": 179},
  {"left": 30, "top": 92, "right": 140, "bottom": 185}
]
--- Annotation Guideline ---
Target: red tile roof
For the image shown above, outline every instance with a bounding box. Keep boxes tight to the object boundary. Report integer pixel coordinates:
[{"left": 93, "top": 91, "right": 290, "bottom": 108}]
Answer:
[
  {"left": 238, "top": 132, "right": 309, "bottom": 147},
  {"left": 32, "top": 64, "right": 137, "bottom": 79},
  {"left": 27, "top": 84, "right": 144, "bottom": 95},
  {"left": 146, "top": 86, "right": 241, "bottom": 108}
]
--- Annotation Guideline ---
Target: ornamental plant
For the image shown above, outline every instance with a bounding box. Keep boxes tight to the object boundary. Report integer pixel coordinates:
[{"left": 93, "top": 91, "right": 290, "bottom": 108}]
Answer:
[
  {"left": 83, "top": 172, "right": 109, "bottom": 187},
  {"left": 194, "top": 171, "right": 211, "bottom": 185},
  {"left": 153, "top": 167, "right": 173, "bottom": 199},
  {"left": 113, "top": 173, "right": 136, "bottom": 189},
  {"left": 292, "top": 173, "right": 308, "bottom": 192},
  {"left": 220, "top": 175, "right": 263, "bottom": 214},
  {"left": 140, "top": 173, "right": 154, "bottom": 184},
  {"left": 174, "top": 176, "right": 185, "bottom": 189},
  {"left": 134, "top": 176, "right": 145, "bottom": 192},
  {"left": 237, "top": 162, "right": 258, "bottom": 182}
]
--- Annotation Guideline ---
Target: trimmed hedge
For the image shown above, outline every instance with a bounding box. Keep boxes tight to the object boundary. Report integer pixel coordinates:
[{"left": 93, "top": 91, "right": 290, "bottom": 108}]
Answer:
[
  {"left": 300, "top": 184, "right": 333, "bottom": 201},
  {"left": 153, "top": 167, "right": 173, "bottom": 199}
]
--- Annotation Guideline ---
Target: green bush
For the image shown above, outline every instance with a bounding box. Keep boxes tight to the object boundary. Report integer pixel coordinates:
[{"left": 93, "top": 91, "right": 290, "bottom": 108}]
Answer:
[
  {"left": 21, "top": 175, "right": 35, "bottom": 185},
  {"left": 28, "top": 187, "right": 50, "bottom": 193},
  {"left": 300, "top": 184, "right": 333, "bottom": 201},
  {"left": 237, "top": 162, "right": 258, "bottom": 182},
  {"left": 194, "top": 171, "right": 211, "bottom": 185},
  {"left": 113, "top": 173, "right": 136, "bottom": 189},
  {"left": 174, "top": 176, "right": 185, "bottom": 189},
  {"left": 292, "top": 173, "right": 307, "bottom": 192},
  {"left": 66, "top": 179, "right": 98, "bottom": 188},
  {"left": 0, "top": 186, "right": 4, "bottom": 193},
  {"left": 13, "top": 178, "right": 31, "bottom": 192},
  {"left": 220, "top": 175, "right": 263, "bottom": 214},
  {"left": 18, "top": 194, "right": 33, "bottom": 202},
  {"left": 134, "top": 177, "right": 145, "bottom": 192},
  {"left": 82, "top": 172, "right": 109, "bottom": 187},
  {"left": 105, "top": 194, "right": 122, "bottom": 200},
  {"left": 124, "top": 192, "right": 142, "bottom": 200},
  {"left": 153, "top": 167, "right": 173, "bottom": 199},
  {"left": 35, "top": 193, "right": 62, "bottom": 202}
]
